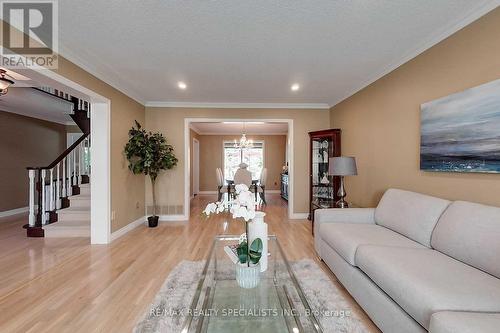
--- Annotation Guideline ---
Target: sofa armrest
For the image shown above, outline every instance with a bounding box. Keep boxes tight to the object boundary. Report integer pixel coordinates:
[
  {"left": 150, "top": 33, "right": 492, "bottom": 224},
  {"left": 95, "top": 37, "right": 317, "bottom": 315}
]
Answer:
[
  {"left": 314, "top": 208, "right": 375, "bottom": 236},
  {"left": 429, "top": 311, "right": 500, "bottom": 333}
]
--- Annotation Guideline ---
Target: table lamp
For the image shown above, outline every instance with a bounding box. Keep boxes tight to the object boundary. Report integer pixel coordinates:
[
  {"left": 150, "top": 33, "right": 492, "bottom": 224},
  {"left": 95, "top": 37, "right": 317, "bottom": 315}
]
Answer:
[{"left": 329, "top": 157, "right": 357, "bottom": 208}]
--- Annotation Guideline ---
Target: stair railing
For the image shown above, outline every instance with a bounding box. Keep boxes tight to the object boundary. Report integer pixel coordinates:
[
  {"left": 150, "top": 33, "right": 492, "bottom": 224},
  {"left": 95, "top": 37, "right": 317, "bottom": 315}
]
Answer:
[
  {"left": 24, "top": 88, "right": 91, "bottom": 236},
  {"left": 27, "top": 133, "right": 90, "bottom": 229}
]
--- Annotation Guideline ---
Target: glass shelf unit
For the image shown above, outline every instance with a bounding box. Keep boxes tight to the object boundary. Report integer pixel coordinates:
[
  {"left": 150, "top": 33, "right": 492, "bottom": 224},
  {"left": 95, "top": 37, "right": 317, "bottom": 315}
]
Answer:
[{"left": 308, "top": 129, "right": 341, "bottom": 233}]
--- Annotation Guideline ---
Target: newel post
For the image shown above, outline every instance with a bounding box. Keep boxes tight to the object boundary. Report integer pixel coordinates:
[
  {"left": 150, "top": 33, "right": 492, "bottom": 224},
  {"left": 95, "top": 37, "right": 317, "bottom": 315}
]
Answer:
[{"left": 28, "top": 169, "right": 35, "bottom": 227}]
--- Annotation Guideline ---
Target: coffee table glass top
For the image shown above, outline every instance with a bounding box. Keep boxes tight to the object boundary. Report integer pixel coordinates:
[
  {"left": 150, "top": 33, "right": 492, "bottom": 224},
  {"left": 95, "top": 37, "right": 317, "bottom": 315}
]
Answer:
[{"left": 182, "top": 235, "right": 323, "bottom": 333}]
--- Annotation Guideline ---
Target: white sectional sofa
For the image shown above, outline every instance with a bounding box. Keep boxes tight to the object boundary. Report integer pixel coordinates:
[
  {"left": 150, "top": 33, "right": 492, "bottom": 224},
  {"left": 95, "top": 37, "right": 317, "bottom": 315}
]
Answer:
[{"left": 314, "top": 189, "right": 500, "bottom": 333}]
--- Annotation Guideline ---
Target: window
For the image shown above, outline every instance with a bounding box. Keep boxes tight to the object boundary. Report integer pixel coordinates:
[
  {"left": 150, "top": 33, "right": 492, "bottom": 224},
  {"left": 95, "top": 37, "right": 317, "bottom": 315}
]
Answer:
[{"left": 223, "top": 141, "right": 264, "bottom": 180}]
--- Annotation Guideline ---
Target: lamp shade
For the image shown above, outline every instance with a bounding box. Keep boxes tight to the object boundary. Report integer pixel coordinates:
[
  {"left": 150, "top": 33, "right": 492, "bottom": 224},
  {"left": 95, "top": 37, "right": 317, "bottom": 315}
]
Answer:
[{"left": 329, "top": 157, "right": 357, "bottom": 176}]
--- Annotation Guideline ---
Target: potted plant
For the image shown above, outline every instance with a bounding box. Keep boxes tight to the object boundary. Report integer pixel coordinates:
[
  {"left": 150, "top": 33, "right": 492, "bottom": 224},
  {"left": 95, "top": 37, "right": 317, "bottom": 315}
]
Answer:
[
  {"left": 204, "top": 184, "right": 263, "bottom": 288},
  {"left": 125, "top": 121, "right": 178, "bottom": 227}
]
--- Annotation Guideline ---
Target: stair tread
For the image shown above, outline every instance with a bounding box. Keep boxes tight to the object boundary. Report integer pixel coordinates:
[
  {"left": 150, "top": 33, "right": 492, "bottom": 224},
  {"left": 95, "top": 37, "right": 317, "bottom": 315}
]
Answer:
[
  {"left": 69, "top": 194, "right": 91, "bottom": 200},
  {"left": 58, "top": 206, "right": 90, "bottom": 213},
  {"left": 44, "top": 221, "right": 90, "bottom": 237},
  {"left": 49, "top": 217, "right": 90, "bottom": 225},
  {"left": 45, "top": 224, "right": 89, "bottom": 229}
]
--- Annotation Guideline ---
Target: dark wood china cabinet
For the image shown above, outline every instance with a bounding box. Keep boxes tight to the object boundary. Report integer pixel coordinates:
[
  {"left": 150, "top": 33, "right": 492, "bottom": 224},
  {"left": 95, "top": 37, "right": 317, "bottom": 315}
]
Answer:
[{"left": 308, "top": 129, "right": 341, "bottom": 233}]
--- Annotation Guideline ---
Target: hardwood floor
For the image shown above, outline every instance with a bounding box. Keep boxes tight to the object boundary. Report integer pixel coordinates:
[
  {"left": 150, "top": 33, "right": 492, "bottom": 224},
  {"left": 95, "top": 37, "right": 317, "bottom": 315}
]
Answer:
[{"left": 0, "top": 194, "right": 379, "bottom": 333}]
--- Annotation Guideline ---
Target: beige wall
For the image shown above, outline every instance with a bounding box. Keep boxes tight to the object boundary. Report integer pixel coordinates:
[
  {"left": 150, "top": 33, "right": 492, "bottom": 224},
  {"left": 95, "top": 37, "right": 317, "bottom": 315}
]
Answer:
[
  {"left": 52, "top": 57, "right": 146, "bottom": 232},
  {"left": 329, "top": 8, "right": 500, "bottom": 208},
  {"left": 1, "top": 20, "right": 146, "bottom": 231},
  {"left": 196, "top": 134, "right": 286, "bottom": 192},
  {"left": 0, "top": 111, "right": 66, "bottom": 211},
  {"left": 145, "top": 108, "right": 330, "bottom": 214}
]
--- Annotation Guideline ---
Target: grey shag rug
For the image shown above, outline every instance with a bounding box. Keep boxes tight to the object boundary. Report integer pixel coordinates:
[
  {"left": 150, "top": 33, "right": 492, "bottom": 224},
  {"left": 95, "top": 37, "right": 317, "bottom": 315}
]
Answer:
[{"left": 134, "top": 259, "right": 372, "bottom": 333}]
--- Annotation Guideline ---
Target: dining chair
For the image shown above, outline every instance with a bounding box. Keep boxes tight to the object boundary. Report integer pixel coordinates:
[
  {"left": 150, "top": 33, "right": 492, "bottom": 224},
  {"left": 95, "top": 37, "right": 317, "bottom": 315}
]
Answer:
[
  {"left": 215, "top": 168, "right": 224, "bottom": 201},
  {"left": 217, "top": 168, "right": 234, "bottom": 201},
  {"left": 256, "top": 168, "right": 267, "bottom": 204},
  {"left": 216, "top": 168, "right": 225, "bottom": 201}
]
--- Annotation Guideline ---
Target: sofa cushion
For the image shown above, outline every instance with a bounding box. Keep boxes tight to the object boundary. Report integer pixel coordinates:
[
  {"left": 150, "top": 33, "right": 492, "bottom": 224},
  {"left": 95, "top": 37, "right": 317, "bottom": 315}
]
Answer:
[
  {"left": 429, "top": 311, "right": 500, "bottom": 333},
  {"left": 374, "top": 189, "right": 450, "bottom": 247},
  {"left": 319, "top": 223, "right": 424, "bottom": 266},
  {"left": 355, "top": 245, "right": 500, "bottom": 329},
  {"left": 431, "top": 201, "right": 500, "bottom": 279}
]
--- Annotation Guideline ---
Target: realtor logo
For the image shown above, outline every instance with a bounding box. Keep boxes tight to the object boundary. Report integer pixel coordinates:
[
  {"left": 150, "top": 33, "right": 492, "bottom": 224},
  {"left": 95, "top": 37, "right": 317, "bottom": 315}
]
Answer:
[{"left": 1, "top": 0, "right": 58, "bottom": 68}]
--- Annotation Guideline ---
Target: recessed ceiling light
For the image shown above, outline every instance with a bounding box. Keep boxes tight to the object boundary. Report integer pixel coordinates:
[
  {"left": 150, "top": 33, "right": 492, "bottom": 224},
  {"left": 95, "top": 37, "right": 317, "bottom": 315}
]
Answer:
[
  {"left": 291, "top": 83, "right": 300, "bottom": 91},
  {"left": 177, "top": 81, "right": 187, "bottom": 90}
]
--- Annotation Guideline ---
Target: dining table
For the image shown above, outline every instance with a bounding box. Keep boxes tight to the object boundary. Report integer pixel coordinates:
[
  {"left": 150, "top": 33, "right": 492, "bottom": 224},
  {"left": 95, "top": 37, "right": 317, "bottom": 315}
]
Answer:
[{"left": 225, "top": 179, "right": 259, "bottom": 200}]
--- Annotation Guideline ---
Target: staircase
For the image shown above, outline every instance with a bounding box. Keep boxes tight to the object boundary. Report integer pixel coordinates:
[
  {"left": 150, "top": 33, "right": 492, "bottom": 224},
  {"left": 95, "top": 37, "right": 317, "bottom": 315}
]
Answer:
[
  {"left": 44, "top": 183, "right": 90, "bottom": 237},
  {"left": 25, "top": 89, "right": 91, "bottom": 238}
]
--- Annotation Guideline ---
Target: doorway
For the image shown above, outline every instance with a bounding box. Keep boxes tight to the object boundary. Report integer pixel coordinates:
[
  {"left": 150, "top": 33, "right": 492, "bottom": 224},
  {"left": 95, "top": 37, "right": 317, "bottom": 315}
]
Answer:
[
  {"left": 12, "top": 67, "right": 112, "bottom": 244},
  {"left": 184, "top": 118, "right": 295, "bottom": 219},
  {"left": 192, "top": 138, "right": 200, "bottom": 196}
]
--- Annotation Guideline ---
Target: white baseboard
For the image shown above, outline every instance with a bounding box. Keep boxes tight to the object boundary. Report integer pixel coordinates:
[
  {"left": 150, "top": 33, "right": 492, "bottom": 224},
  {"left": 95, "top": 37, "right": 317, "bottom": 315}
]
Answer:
[
  {"left": 0, "top": 206, "right": 29, "bottom": 218},
  {"left": 158, "top": 214, "right": 189, "bottom": 222},
  {"left": 289, "top": 213, "right": 309, "bottom": 220},
  {"left": 198, "top": 191, "right": 217, "bottom": 195},
  {"left": 110, "top": 216, "right": 146, "bottom": 241}
]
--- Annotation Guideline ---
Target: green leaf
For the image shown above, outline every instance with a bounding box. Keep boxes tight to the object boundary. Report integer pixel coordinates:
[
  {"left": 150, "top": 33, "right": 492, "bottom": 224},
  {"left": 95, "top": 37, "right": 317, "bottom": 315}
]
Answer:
[
  {"left": 249, "top": 238, "right": 263, "bottom": 264},
  {"left": 124, "top": 120, "right": 178, "bottom": 178},
  {"left": 236, "top": 241, "right": 248, "bottom": 264}
]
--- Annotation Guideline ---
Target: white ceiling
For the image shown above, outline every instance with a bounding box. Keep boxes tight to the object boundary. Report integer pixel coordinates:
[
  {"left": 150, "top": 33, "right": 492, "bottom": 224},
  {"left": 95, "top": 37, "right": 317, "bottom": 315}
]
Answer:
[
  {"left": 191, "top": 122, "right": 288, "bottom": 135},
  {"left": 57, "top": 1, "right": 499, "bottom": 106},
  {"left": 0, "top": 88, "right": 73, "bottom": 124}
]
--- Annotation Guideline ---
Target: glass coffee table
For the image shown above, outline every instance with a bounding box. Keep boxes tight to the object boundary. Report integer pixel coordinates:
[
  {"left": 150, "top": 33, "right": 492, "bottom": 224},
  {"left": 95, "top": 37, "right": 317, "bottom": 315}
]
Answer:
[{"left": 182, "top": 235, "right": 323, "bottom": 333}]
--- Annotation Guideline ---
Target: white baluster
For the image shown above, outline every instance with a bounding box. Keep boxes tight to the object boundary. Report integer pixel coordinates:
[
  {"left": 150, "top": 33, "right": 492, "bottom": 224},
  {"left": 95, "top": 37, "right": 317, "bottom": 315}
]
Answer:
[
  {"left": 49, "top": 168, "right": 54, "bottom": 211},
  {"left": 73, "top": 149, "right": 77, "bottom": 186},
  {"left": 88, "top": 137, "right": 91, "bottom": 175},
  {"left": 62, "top": 157, "right": 66, "bottom": 197},
  {"left": 68, "top": 152, "right": 72, "bottom": 196},
  {"left": 78, "top": 142, "right": 82, "bottom": 183},
  {"left": 56, "top": 162, "right": 61, "bottom": 209},
  {"left": 41, "top": 169, "right": 46, "bottom": 225},
  {"left": 83, "top": 139, "right": 87, "bottom": 174},
  {"left": 28, "top": 170, "right": 35, "bottom": 227}
]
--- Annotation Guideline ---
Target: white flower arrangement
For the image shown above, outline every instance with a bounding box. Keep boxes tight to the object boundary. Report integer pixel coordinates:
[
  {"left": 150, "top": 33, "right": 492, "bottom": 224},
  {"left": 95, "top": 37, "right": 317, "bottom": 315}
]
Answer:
[
  {"left": 203, "top": 184, "right": 263, "bottom": 268},
  {"left": 203, "top": 184, "right": 256, "bottom": 221}
]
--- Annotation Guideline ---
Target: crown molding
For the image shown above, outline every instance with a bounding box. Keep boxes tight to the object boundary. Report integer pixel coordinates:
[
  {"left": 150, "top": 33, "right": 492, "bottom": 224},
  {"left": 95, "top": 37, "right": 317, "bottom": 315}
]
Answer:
[
  {"left": 57, "top": 44, "right": 146, "bottom": 106},
  {"left": 145, "top": 102, "right": 330, "bottom": 109},
  {"left": 191, "top": 131, "right": 288, "bottom": 136},
  {"left": 329, "top": 0, "right": 500, "bottom": 107}
]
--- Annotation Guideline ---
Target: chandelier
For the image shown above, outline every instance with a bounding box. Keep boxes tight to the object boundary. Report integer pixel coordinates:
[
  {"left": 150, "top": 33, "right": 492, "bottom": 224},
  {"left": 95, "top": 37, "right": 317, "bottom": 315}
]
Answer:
[
  {"left": 233, "top": 123, "right": 254, "bottom": 149},
  {"left": 0, "top": 69, "right": 15, "bottom": 96},
  {"left": 234, "top": 133, "right": 254, "bottom": 149}
]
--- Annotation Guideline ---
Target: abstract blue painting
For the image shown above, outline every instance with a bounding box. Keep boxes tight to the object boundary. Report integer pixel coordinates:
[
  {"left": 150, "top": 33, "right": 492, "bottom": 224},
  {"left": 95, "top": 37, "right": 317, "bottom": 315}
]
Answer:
[{"left": 421, "top": 79, "right": 500, "bottom": 173}]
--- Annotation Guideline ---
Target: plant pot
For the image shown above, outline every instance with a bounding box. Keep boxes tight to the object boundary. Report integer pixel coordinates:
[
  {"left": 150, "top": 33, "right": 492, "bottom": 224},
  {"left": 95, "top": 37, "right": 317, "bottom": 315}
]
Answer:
[
  {"left": 148, "top": 216, "right": 159, "bottom": 228},
  {"left": 235, "top": 262, "right": 260, "bottom": 289}
]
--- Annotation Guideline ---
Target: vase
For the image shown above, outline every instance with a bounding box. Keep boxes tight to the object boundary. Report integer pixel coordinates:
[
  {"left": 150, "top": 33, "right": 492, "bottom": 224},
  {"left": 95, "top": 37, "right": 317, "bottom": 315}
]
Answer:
[
  {"left": 235, "top": 262, "right": 260, "bottom": 289},
  {"left": 320, "top": 173, "right": 330, "bottom": 184},
  {"left": 248, "top": 211, "right": 268, "bottom": 272}
]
